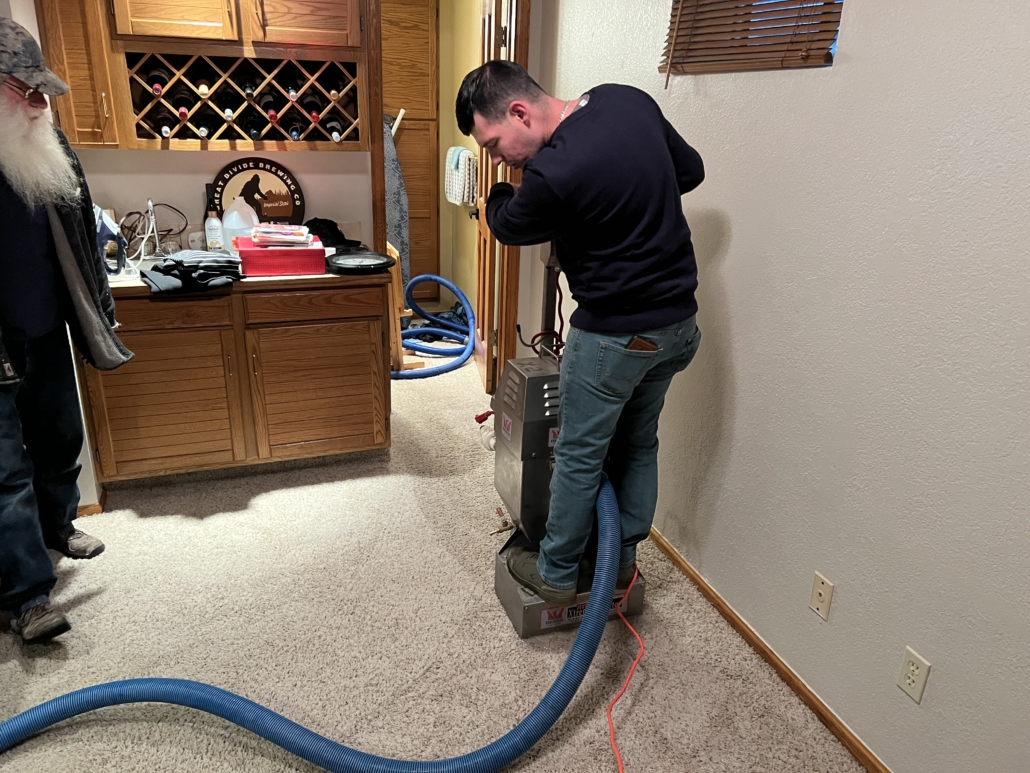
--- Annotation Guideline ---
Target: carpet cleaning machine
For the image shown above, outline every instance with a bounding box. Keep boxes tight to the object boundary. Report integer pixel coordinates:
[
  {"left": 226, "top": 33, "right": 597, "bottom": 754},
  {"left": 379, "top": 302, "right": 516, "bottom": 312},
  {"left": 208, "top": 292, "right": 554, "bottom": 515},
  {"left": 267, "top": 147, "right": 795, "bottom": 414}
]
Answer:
[
  {"left": 0, "top": 268, "right": 642, "bottom": 772},
  {"left": 491, "top": 255, "right": 645, "bottom": 637}
]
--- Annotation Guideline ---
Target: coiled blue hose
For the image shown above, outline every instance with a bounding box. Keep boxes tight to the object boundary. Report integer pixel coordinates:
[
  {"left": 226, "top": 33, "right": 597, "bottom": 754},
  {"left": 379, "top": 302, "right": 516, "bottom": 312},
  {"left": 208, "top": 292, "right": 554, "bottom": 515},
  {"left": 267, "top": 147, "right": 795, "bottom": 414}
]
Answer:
[
  {"left": 0, "top": 478, "right": 623, "bottom": 773},
  {"left": 392, "top": 275, "right": 475, "bottom": 380}
]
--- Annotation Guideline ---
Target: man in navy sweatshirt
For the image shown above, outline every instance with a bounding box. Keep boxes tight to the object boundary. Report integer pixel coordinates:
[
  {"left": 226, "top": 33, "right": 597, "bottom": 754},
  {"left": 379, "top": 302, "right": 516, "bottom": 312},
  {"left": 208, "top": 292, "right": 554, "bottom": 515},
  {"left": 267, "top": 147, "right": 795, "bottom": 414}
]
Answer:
[{"left": 457, "top": 61, "right": 705, "bottom": 604}]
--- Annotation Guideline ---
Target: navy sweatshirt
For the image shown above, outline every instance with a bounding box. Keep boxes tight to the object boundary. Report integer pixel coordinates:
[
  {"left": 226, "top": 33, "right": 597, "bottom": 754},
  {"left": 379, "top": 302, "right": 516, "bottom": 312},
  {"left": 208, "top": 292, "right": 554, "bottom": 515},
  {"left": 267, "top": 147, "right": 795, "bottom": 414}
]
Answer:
[
  {"left": 486, "top": 84, "right": 704, "bottom": 334},
  {"left": 0, "top": 173, "right": 65, "bottom": 340}
]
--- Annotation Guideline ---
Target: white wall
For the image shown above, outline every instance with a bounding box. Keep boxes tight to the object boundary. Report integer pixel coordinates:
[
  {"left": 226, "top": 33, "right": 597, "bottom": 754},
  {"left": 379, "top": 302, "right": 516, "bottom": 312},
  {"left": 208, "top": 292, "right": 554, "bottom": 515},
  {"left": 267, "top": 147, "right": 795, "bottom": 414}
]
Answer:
[
  {"left": 5, "top": 0, "right": 38, "bottom": 42},
  {"left": 539, "top": 2, "right": 1030, "bottom": 772},
  {"left": 78, "top": 149, "right": 374, "bottom": 248}
]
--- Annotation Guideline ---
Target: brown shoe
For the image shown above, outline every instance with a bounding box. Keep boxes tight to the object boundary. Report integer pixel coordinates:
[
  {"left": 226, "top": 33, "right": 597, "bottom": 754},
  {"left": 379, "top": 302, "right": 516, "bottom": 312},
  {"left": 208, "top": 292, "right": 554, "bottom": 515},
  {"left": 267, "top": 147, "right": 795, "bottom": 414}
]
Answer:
[
  {"left": 616, "top": 564, "right": 639, "bottom": 590},
  {"left": 11, "top": 602, "right": 71, "bottom": 644},
  {"left": 507, "top": 547, "right": 577, "bottom": 604},
  {"left": 45, "top": 525, "right": 105, "bottom": 559}
]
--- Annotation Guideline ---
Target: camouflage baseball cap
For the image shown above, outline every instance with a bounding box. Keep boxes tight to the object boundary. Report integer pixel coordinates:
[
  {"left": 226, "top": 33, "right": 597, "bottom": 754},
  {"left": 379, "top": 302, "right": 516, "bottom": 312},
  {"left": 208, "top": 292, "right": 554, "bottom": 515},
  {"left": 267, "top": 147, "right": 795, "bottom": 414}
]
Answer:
[{"left": 0, "top": 17, "right": 68, "bottom": 96}]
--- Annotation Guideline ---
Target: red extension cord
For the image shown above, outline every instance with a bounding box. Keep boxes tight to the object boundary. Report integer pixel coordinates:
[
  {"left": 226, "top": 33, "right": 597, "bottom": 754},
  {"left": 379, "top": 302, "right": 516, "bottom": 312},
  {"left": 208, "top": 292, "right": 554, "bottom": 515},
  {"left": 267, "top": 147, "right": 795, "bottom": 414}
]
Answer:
[{"left": 607, "top": 566, "right": 644, "bottom": 772}]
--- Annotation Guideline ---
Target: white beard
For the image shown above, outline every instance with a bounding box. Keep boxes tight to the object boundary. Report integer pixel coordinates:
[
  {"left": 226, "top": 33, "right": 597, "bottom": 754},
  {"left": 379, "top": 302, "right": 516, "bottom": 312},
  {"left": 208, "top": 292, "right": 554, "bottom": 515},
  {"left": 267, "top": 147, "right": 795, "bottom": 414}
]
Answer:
[{"left": 0, "top": 97, "right": 81, "bottom": 208}]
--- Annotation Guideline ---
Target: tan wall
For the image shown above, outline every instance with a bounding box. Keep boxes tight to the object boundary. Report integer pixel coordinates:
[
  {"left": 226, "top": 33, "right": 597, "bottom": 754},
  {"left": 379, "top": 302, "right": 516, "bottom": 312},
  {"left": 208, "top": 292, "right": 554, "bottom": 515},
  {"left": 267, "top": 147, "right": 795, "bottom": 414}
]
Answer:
[
  {"left": 542, "top": 1, "right": 1030, "bottom": 772},
  {"left": 438, "top": 0, "right": 481, "bottom": 305}
]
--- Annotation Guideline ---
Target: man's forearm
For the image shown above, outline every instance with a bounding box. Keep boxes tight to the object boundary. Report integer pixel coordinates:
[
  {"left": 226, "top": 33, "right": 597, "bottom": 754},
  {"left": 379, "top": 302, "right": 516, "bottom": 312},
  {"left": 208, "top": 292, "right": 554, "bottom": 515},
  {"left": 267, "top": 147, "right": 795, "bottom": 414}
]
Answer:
[{"left": 485, "top": 181, "right": 562, "bottom": 246}]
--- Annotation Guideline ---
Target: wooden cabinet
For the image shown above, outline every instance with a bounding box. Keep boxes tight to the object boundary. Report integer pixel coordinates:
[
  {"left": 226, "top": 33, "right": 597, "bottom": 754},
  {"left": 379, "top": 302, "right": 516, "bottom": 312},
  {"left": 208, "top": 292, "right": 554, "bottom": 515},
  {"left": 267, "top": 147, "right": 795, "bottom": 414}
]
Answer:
[
  {"left": 111, "top": 0, "right": 239, "bottom": 40},
  {"left": 247, "top": 321, "right": 387, "bottom": 459},
  {"left": 34, "top": 0, "right": 384, "bottom": 156},
  {"left": 35, "top": 0, "right": 119, "bottom": 145},
  {"left": 109, "top": 0, "right": 362, "bottom": 45},
  {"left": 382, "top": 0, "right": 438, "bottom": 299},
  {"left": 382, "top": 0, "right": 436, "bottom": 120},
  {"left": 85, "top": 327, "right": 246, "bottom": 478},
  {"left": 393, "top": 119, "right": 439, "bottom": 296},
  {"left": 82, "top": 276, "right": 391, "bottom": 482},
  {"left": 249, "top": 0, "right": 362, "bottom": 48}
]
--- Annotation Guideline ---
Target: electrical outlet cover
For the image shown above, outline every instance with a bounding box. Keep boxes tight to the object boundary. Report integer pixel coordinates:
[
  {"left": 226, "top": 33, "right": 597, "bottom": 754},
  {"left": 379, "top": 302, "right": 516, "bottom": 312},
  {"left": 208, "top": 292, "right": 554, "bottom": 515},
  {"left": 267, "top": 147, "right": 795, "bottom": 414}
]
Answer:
[
  {"left": 897, "top": 646, "right": 931, "bottom": 704},
  {"left": 809, "top": 571, "right": 834, "bottom": 621}
]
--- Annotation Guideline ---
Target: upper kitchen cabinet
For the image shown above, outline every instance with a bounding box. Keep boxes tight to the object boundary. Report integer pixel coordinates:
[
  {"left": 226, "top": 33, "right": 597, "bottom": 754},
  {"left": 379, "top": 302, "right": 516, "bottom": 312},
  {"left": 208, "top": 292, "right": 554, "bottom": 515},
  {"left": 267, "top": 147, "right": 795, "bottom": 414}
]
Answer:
[
  {"left": 35, "top": 0, "right": 119, "bottom": 145},
  {"left": 248, "top": 0, "right": 362, "bottom": 47},
  {"left": 110, "top": 0, "right": 239, "bottom": 41},
  {"left": 382, "top": 0, "right": 435, "bottom": 120}
]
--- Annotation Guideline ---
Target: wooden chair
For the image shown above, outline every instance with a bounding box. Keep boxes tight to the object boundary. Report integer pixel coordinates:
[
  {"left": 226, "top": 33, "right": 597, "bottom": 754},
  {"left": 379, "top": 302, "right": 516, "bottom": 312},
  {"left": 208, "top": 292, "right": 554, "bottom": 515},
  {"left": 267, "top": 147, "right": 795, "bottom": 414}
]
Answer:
[{"left": 386, "top": 242, "right": 424, "bottom": 373}]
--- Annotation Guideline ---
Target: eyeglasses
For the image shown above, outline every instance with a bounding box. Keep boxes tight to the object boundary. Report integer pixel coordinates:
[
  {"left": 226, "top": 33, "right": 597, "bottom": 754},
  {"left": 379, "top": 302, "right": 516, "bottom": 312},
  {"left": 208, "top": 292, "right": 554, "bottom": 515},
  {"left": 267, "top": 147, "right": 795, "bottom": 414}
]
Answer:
[{"left": 1, "top": 77, "right": 38, "bottom": 101}]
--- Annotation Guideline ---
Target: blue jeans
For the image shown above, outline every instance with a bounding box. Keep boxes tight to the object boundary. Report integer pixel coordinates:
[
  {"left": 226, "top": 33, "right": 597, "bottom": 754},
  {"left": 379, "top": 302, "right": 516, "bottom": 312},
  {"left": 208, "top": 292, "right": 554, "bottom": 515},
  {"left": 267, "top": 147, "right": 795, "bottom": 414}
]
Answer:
[
  {"left": 0, "top": 326, "right": 83, "bottom": 614},
  {"left": 539, "top": 316, "right": 701, "bottom": 589}
]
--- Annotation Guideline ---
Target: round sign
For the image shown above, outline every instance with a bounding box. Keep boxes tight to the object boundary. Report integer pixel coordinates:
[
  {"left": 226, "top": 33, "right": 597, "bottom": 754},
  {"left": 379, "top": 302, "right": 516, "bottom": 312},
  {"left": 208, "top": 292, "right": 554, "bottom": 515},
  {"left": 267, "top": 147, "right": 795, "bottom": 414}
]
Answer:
[{"left": 212, "top": 158, "right": 305, "bottom": 224}]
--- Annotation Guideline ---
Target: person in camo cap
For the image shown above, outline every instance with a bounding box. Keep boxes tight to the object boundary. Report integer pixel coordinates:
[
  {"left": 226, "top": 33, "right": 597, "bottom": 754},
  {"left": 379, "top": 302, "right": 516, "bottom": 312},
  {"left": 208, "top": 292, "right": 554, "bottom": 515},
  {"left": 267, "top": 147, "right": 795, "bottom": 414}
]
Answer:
[{"left": 0, "top": 17, "right": 132, "bottom": 645}]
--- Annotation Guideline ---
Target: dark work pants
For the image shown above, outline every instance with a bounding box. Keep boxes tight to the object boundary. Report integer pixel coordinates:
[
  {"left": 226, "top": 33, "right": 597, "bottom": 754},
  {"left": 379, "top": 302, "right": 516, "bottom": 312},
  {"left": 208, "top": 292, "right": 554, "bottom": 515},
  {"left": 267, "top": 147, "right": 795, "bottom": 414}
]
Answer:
[{"left": 0, "top": 326, "right": 83, "bottom": 614}]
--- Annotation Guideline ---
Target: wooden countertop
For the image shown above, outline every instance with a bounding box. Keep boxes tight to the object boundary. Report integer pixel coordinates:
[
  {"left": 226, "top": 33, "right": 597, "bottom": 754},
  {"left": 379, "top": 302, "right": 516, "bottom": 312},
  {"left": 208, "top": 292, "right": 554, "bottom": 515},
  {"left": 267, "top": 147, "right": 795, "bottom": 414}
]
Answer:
[{"left": 110, "top": 271, "right": 391, "bottom": 299}]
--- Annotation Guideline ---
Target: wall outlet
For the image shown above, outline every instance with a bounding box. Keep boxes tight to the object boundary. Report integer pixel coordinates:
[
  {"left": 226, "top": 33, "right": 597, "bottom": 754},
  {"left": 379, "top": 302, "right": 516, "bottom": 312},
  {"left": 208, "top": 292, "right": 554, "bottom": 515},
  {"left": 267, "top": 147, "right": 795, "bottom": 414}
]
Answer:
[
  {"left": 809, "top": 571, "right": 834, "bottom": 621},
  {"left": 897, "top": 646, "right": 931, "bottom": 704}
]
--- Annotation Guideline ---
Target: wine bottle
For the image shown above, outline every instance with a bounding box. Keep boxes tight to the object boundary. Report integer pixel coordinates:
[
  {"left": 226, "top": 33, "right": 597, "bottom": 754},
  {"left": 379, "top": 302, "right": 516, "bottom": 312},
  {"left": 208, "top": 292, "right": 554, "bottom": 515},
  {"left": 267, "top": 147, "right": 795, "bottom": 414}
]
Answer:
[
  {"left": 223, "top": 108, "right": 235, "bottom": 123},
  {"left": 146, "top": 66, "right": 171, "bottom": 96},
  {"left": 241, "top": 80, "right": 256, "bottom": 100},
  {"left": 324, "top": 116, "right": 344, "bottom": 143},
  {"left": 284, "top": 81, "right": 300, "bottom": 102},
  {"left": 339, "top": 90, "right": 357, "bottom": 117},
  {"left": 256, "top": 91, "right": 279, "bottom": 122},
  {"left": 300, "top": 92, "right": 323, "bottom": 122},
  {"left": 144, "top": 116, "right": 175, "bottom": 139},
  {"left": 195, "top": 78, "right": 212, "bottom": 98},
  {"left": 195, "top": 120, "right": 213, "bottom": 139},
  {"left": 240, "top": 116, "right": 263, "bottom": 140},
  {"left": 169, "top": 88, "right": 195, "bottom": 121},
  {"left": 284, "top": 117, "right": 306, "bottom": 141}
]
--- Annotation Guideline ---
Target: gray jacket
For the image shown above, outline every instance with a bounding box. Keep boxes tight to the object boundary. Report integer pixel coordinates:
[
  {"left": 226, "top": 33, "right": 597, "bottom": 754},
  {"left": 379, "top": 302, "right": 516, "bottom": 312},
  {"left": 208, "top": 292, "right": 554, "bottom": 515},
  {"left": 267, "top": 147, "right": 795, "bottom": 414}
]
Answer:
[{"left": 0, "top": 129, "right": 132, "bottom": 384}]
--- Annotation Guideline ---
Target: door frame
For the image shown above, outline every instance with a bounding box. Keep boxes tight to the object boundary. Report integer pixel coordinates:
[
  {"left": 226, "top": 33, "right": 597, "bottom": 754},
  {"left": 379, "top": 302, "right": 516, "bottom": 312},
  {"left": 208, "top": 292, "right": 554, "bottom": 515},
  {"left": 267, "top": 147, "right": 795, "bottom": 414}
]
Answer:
[{"left": 473, "top": 0, "right": 531, "bottom": 394}]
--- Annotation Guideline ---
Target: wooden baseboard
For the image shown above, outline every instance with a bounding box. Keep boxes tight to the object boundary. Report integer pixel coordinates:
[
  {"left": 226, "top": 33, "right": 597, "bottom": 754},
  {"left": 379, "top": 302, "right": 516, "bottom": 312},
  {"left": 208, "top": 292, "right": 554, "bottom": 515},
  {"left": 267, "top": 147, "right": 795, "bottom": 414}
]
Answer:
[
  {"left": 649, "top": 527, "right": 891, "bottom": 773},
  {"left": 77, "top": 487, "right": 107, "bottom": 518}
]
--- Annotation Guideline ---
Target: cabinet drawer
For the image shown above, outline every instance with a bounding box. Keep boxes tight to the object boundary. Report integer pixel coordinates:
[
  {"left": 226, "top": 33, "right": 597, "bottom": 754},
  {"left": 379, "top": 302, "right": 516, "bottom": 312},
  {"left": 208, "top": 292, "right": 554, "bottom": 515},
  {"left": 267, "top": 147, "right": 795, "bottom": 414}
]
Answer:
[
  {"left": 244, "top": 288, "right": 384, "bottom": 324},
  {"left": 114, "top": 296, "right": 233, "bottom": 331}
]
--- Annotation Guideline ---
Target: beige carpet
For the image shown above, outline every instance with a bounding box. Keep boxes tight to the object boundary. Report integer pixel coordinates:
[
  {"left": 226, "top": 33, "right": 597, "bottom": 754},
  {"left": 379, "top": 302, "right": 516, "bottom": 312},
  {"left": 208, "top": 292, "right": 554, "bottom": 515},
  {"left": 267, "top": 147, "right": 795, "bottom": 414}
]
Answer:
[{"left": 0, "top": 360, "right": 862, "bottom": 773}]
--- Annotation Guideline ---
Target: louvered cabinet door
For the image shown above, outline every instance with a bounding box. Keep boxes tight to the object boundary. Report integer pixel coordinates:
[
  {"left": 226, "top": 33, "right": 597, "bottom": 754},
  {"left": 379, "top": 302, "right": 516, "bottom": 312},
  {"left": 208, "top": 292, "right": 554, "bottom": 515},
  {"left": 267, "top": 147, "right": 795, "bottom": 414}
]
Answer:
[
  {"left": 36, "top": 0, "right": 118, "bottom": 145},
  {"left": 249, "top": 0, "right": 362, "bottom": 47},
  {"left": 111, "top": 0, "right": 238, "bottom": 40},
  {"left": 246, "top": 321, "right": 387, "bottom": 460},
  {"left": 84, "top": 328, "right": 246, "bottom": 479}
]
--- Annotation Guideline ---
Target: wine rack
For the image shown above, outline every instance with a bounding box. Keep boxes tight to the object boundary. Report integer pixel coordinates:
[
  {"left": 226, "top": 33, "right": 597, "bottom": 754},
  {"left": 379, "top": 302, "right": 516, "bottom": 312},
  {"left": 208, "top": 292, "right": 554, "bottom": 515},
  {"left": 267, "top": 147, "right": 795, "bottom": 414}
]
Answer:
[{"left": 126, "top": 53, "right": 361, "bottom": 147}]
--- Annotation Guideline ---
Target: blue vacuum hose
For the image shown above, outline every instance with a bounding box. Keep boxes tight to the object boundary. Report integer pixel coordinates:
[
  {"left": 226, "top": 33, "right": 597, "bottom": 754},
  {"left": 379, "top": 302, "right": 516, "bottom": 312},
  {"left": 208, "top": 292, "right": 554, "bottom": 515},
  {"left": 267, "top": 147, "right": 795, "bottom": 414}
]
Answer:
[
  {"left": 392, "top": 274, "right": 475, "bottom": 380},
  {"left": 0, "top": 478, "right": 623, "bottom": 773}
]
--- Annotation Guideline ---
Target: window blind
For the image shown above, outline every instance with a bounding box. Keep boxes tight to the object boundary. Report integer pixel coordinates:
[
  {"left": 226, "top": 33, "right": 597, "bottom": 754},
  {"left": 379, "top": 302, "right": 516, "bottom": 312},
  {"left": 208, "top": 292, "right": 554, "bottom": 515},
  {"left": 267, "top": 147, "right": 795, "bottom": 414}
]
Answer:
[{"left": 661, "top": 0, "right": 844, "bottom": 80}]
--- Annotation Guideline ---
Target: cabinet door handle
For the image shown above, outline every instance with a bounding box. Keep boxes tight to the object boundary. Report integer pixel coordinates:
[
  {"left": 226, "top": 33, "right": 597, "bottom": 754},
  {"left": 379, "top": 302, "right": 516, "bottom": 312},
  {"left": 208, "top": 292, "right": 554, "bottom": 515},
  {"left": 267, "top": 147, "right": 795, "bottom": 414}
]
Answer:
[
  {"left": 101, "top": 91, "right": 109, "bottom": 119},
  {"left": 227, "top": 355, "right": 232, "bottom": 376},
  {"left": 252, "top": 353, "right": 258, "bottom": 376}
]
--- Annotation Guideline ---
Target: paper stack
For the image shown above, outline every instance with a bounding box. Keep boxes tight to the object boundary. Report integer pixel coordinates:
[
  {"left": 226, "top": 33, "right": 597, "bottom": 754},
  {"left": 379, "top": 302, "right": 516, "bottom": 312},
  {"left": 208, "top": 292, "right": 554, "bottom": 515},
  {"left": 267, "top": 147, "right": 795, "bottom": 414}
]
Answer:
[{"left": 251, "top": 224, "right": 313, "bottom": 247}]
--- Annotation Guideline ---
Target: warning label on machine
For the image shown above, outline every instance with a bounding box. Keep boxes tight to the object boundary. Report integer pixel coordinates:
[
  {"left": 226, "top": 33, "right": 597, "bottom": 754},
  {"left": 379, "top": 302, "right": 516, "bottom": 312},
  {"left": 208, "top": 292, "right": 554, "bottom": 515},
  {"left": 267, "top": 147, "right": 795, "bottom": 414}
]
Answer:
[
  {"left": 540, "top": 595, "right": 626, "bottom": 630},
  {"left": 501, "top": 413, "right": 512, "bottom": 440}
]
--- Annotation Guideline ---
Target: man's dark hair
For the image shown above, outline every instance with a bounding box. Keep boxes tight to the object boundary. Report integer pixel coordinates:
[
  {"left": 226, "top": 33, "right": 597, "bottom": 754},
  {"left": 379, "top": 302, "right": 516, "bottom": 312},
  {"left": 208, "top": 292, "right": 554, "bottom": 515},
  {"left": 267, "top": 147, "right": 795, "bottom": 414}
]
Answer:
[{"left": 456, "top": 60, "right": 546, "bottom": 136}]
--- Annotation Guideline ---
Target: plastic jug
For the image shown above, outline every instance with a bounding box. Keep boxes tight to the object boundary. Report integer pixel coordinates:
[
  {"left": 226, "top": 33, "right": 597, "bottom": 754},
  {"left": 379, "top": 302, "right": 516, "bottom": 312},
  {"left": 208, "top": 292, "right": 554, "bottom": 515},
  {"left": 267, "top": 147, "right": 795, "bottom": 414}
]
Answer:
[{"left": 221, "top": 197, "right": 260, "bottom": 254}]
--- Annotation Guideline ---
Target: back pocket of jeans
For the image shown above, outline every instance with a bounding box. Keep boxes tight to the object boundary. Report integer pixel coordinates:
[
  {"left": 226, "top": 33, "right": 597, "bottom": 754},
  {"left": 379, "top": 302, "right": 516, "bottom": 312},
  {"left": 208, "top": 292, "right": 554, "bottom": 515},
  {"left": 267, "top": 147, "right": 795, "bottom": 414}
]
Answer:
[{"left": 595, "top": 342, "right": 662, "bottom": 395}]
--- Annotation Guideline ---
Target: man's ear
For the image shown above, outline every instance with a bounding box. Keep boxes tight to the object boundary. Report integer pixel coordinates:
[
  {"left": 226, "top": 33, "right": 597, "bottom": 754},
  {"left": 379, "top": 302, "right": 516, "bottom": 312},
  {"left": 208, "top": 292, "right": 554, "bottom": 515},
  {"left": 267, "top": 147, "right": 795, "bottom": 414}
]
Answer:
[{"left": 508, "top": 100, "right": 531, "bottom": 125}]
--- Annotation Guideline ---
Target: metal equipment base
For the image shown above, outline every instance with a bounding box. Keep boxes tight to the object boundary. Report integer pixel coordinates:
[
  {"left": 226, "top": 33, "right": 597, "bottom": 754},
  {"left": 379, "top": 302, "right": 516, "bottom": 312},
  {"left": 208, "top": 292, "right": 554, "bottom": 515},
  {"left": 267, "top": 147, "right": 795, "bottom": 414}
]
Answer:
[{"left": 495, "top": 530, "right": 645, "bottom": 639}]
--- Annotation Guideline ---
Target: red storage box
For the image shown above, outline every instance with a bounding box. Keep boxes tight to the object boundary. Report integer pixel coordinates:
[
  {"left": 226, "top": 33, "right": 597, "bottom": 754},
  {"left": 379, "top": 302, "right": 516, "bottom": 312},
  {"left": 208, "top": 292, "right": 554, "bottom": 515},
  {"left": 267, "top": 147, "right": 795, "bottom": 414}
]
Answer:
[{"left": 237, "top": 236, "right": 326, "bottom": 277}]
